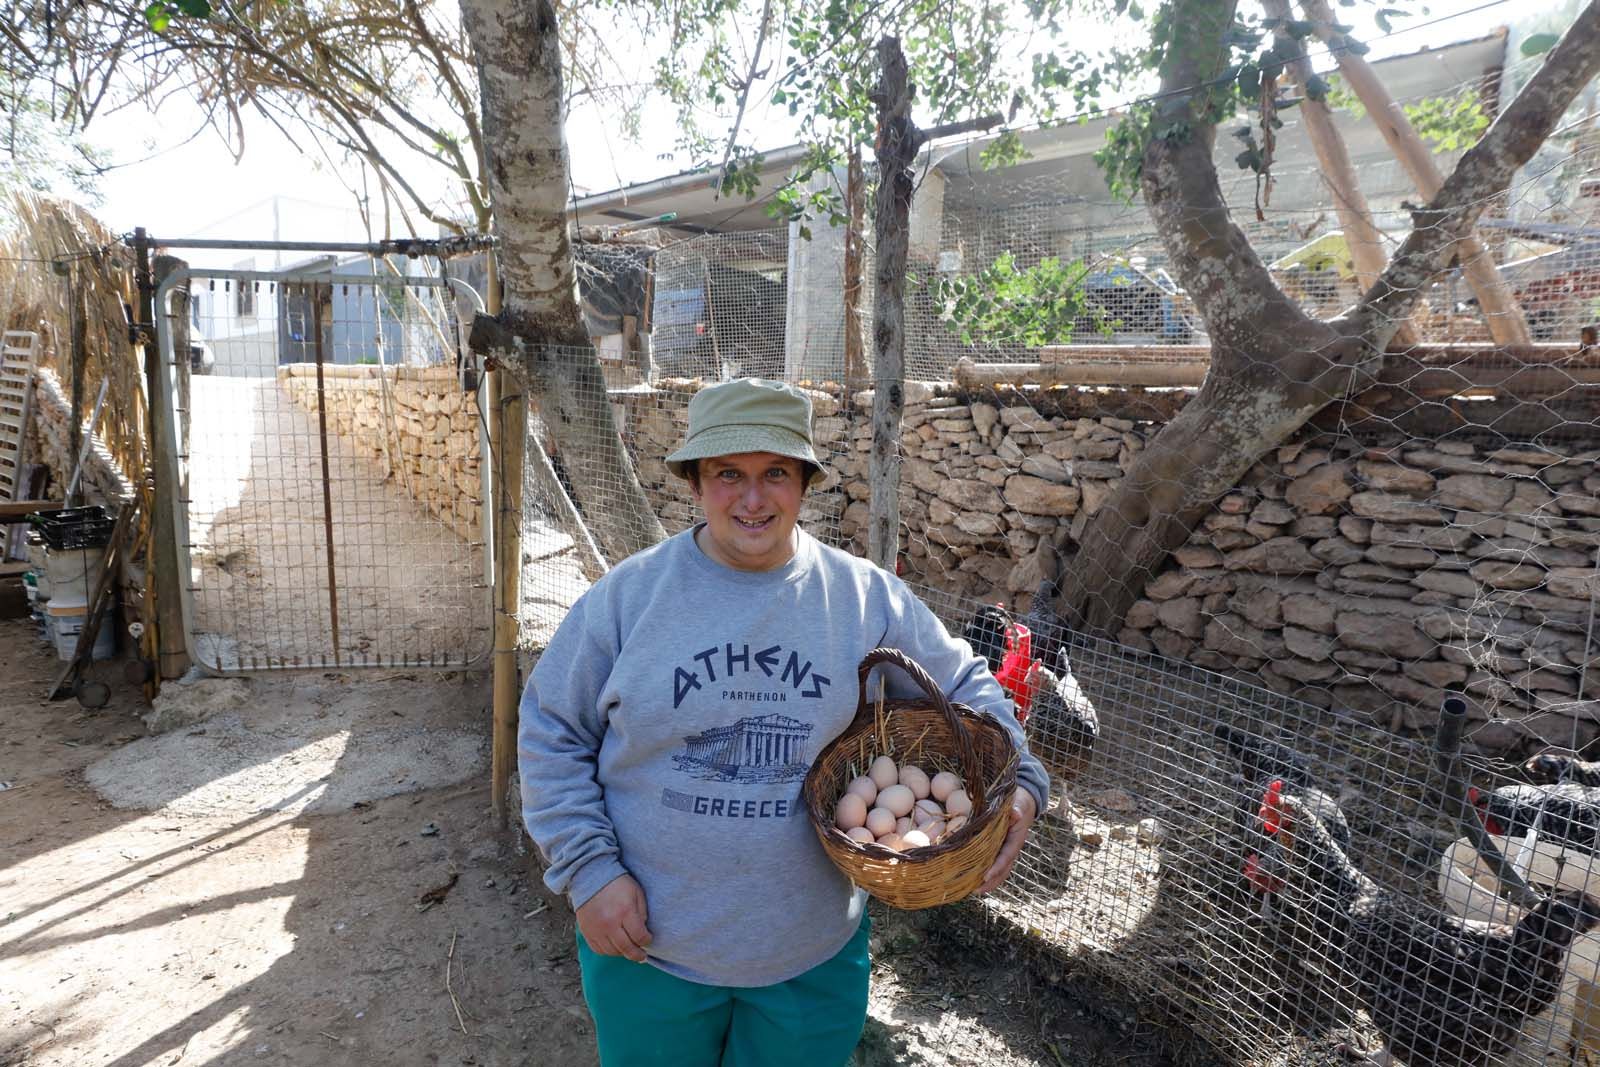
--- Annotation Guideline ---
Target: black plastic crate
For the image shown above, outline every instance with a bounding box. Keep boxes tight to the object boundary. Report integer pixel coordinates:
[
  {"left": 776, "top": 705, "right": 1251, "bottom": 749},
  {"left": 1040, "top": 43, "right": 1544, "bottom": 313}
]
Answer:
[{"left": 29, "top": 506, "right": 115, "bottom": 550}]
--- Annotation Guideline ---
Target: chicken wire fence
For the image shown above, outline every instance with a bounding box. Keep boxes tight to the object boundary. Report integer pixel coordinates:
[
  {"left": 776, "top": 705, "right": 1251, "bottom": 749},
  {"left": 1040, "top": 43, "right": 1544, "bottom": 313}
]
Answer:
[{"left": 514, "top": 55, "right": 1600, "bottom": 1065}]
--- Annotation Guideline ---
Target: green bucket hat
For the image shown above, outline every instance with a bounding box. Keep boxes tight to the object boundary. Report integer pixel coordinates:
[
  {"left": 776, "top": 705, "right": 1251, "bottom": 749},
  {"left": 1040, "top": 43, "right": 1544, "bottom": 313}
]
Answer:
[{"left": 665, "top": 378, "right": 828, "bottom": 487}]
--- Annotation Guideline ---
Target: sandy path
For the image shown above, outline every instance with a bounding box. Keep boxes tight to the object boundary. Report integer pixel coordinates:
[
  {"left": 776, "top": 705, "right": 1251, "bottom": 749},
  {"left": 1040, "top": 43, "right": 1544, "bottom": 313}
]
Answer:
[{"left": 184, "top": 375, "right": 488, "bottom": 670}]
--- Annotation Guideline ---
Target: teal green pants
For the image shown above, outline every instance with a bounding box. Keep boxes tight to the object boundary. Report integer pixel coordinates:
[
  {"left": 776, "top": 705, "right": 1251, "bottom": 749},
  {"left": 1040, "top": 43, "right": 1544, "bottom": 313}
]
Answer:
[{"left": 575, "top": 914, "right": 871, "bottom": 1067}]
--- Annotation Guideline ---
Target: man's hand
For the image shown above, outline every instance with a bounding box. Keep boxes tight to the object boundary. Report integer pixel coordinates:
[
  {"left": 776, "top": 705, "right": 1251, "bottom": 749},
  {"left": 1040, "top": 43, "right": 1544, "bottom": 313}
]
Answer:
[
  {"left": 576, "top": 874, "right": 653, "bottom": 962},
  {"left": 976, "top": 788, "right": 1037, "bottom": 895}
]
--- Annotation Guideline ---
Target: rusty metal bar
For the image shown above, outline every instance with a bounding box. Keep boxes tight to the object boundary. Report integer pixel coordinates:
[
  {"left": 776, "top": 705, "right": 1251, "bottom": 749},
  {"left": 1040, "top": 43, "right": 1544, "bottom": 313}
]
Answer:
[{"left": 311, "top": 283, "right": 342, "bottom": 667}]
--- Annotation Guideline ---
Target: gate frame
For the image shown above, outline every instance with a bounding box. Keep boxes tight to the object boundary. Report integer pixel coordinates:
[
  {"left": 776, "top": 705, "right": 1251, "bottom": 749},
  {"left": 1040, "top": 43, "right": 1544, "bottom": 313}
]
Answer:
[{"left": 154, "top": 266, "right": 494, "bottom": 673}]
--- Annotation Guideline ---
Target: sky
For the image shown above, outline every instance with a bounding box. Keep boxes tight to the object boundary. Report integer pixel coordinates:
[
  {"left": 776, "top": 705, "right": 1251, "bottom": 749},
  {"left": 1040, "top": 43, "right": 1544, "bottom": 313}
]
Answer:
[{"left": 85, "top": 0, "right": 1546, "bottom": 244}]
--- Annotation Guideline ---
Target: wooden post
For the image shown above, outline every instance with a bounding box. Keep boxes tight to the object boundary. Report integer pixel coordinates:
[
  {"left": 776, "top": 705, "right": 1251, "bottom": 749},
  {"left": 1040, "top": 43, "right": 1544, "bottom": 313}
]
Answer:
[
  {"left": 701, "top": 258, "right": 725, "bottom": 375},
  {"left": 156, "top": 255, "right": 193, "bottom": 509},
  {"left": 486, "top": 255, "right": 526, "bottom": 828},
  {"left": 1299, "top": 0, "right": 1532, "bottom": 346},
  {"left": 843, "top": 144, "right": 868, "bottom": 391},
  {"left": 143, "top": 237, "right": 192, "bottom": 680},
  {"left": 311, "top": 283, "right": 342, "bottom": 667},
  {"left": 490, "top": 365, "right": 526, "bottom": 826},
  {"left": 867, "top": 38, "right": 918, "bottom": 572}
]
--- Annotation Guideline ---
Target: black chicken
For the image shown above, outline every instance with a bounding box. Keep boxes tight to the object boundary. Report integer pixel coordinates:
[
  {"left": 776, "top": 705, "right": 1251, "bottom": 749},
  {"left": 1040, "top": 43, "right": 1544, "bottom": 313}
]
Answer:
[
  {"left": 1469, "top": 780, "right": 1600, "bottom": 854},
  {"left": 1216, "top": 724, "right": 1350, "bottom": 863},
  {"left": 1524, "top": 752, "right": 1600, "bottom": 787},
  {"left": 962, "top": 604, "right": 1011, "bottom": 675},
  {"left": 1214, "top": 723, "right": 1318, "bottom": 791},
  {"left": 1017, "top": 577, "right": 1065, "bottom": 667},
  {"left": 1255, "top": 786, "right": 1600, "bottom": 1067},
  {"left": 1023, "top": 658, "right": 1099, "bottom": 787}
]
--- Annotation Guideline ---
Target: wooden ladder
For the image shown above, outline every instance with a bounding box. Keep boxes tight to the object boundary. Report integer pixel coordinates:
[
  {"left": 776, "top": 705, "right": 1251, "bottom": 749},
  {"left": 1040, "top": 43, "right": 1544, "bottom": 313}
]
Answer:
[{"left": 0, "top": 331, "right": 39, "bottom": 505}]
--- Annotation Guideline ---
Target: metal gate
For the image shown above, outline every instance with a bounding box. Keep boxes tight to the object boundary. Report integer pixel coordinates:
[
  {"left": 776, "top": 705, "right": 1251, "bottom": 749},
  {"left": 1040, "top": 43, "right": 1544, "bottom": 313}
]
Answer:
[{"left": 155, "top": 267, "right": 492, "bottom": 671}]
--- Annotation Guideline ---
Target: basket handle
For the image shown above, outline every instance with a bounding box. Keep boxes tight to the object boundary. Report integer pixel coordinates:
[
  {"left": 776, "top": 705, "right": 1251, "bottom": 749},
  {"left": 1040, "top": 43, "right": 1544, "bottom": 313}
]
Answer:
[{"left": 855, "top": 647, "right": 986, "bottom": 803}]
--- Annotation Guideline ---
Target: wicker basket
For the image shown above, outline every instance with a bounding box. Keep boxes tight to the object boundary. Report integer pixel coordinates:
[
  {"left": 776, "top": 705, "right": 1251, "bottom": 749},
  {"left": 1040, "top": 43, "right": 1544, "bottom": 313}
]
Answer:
[{"left": 803, "top": 647, "right": 1021, "bottom": 910}]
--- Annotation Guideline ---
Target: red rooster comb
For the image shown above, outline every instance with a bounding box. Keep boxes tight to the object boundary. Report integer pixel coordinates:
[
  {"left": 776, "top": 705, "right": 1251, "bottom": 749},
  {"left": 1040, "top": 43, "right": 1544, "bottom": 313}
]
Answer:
[
  {"left": 1259, "top": 779, "right": 1286, "bottom": 835},
  {"left": 1465, "top": 785, "right": 1505, "bottom": 836}
]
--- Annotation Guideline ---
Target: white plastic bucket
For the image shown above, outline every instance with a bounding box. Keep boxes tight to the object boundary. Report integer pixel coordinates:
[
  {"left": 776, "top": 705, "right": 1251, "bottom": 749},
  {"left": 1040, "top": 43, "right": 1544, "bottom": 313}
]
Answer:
[
  {"left": 46, "top": 599, "right": 115, "bottom": 661},
  {"left": 44, "top": 546, "right": 107, "bottom": 605}
]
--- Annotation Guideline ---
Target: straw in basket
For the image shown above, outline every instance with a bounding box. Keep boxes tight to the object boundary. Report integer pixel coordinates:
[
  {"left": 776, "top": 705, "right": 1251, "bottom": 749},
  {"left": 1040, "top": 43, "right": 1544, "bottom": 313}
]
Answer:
[{"left": 803, "top": 647, "right": 1021, "bottom": 910}]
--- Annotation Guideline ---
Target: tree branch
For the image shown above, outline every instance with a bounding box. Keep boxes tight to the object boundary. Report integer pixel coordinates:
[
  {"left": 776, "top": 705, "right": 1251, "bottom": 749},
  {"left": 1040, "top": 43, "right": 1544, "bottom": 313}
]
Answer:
[{"left": 712, "top": 0, "right": 774, "bottom": 198}]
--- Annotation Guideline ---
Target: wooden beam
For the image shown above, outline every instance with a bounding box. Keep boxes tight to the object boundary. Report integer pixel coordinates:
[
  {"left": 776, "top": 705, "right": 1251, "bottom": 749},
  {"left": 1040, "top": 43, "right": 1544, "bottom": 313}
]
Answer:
[
  {"left": 957, "top": 357, "right": 1208, "bottom": 389},
  {"left": 0, "top": 499, "right": 63, "bottom": 521},
  {"left": 1040, "top": 342, "right": 1589, "bottom": 365}
]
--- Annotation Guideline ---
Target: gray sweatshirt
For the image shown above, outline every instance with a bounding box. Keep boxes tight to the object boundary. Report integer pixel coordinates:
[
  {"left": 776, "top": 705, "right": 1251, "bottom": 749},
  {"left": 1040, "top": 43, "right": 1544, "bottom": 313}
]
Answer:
[{"left": 518, "top": 525, "right": 1050, "bottom": 987}]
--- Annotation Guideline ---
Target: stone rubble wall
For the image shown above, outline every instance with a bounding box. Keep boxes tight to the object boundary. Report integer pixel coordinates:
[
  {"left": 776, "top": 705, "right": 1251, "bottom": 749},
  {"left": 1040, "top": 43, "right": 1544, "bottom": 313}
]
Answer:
[
  {"left": 623, "top": 380, "right": 1600, "bottom": 757},
  {"left": 277, "top": 364, "right": 482, "bottom": 541}
]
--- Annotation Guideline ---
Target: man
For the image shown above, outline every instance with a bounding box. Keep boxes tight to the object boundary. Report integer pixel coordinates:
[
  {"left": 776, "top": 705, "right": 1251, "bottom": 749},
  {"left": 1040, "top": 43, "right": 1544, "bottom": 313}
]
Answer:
[{"left": 520, "top": 377, "right": 1049, "bottom": 1066}]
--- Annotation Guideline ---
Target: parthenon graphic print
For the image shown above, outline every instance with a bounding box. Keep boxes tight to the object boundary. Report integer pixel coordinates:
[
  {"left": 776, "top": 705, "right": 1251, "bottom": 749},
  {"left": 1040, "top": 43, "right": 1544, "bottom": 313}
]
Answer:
[{"left": 671, "top": 714, "right": 815, "bottom": 783}]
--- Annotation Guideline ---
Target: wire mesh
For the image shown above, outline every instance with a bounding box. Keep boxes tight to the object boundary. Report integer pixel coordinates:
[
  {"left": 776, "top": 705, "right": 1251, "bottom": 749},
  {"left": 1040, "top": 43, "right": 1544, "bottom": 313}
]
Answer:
[
  {"left": 518, "top": 47, "right": 1600, "bottom": 1066},
  {"left": 173, "top": 267, "right": 490, "bottom": 671}
]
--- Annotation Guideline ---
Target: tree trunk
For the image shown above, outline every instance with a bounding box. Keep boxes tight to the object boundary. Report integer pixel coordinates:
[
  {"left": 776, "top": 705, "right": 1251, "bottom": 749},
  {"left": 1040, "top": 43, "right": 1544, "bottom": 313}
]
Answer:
[
  {"left": 1298, "top": 0, "right": 1532, "bottom": 346},
  {"left": 459, "top": 0, "right": 666, "bottom": 565},
  {"left": 867, "top": 36, "right": 917, "bottom": 572},
  {"left": 1056, "top": 0, "right": 1600, "bottom": 635}
]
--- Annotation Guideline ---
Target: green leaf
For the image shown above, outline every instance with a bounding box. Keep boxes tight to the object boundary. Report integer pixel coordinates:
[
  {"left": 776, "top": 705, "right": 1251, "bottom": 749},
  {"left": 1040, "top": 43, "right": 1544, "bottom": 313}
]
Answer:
[
  {"left": 1373, "top": 10, "right": 1390, "bottom": 33},
  {"left": 143, "top": 2, "right": 170, "bottom": 31},
  {"left": 172, "top": 0, "right": 211, "bottom": 16},
  {"left": 1305, "top": 73, "right": 1329, "bottom": 102},
  {"left": 1521, "top": 32, "right": 1559, "bottom": 56}
]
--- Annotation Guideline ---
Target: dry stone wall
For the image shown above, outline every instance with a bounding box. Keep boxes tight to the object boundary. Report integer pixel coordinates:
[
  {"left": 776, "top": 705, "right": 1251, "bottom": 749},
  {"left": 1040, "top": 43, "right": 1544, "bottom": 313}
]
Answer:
[
  {"left": 277, "top": 364, "right": 482, "bottom": 541},
  {"left": 623, "top": 380, "right": 1600, "bottom": 757}
]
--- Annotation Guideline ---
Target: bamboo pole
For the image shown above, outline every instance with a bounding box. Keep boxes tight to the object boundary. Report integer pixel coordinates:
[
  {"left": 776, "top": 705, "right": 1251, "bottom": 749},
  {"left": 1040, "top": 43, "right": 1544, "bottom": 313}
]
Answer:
[
  {"left": 1263, "top": 0, "right": 1417, "bottom": 344},
  {"left": 1298, "top": 0, "right": 1532, "bottom": 346}
]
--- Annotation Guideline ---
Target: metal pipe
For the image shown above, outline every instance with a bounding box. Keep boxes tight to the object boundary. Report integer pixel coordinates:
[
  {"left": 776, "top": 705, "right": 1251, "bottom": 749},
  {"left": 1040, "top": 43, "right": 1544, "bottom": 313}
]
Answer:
[
  {"left": 140, "top": 235, "right": 496, "bottom": 257},
  {"left": 311, "top": 285, "right": 343, "bottom": 667}
]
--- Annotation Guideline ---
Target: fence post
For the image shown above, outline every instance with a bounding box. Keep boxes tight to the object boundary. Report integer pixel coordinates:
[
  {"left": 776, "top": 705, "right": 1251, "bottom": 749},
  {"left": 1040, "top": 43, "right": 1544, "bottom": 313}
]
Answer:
[
  {"left": 486, "top": 257, "right": 526, "bottom": 827},
  {"left": 867, "top": 37, "right": 917, "bottom": 572},
  {"left": 310, "top": 283, "right": 342, "bottom": 667},
  {"left": 490, "top": 365, "right": 526, "bottom": 827},
  {"left": 142, "top": 236, "right": 192, "bottom": 680}
]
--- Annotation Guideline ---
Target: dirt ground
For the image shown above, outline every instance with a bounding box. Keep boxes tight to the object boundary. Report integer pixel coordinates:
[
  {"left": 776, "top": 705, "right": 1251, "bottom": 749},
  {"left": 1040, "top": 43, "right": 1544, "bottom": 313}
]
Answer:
[{"left": 0, "top": 616, "right": 1205, "bottom": 1067}]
